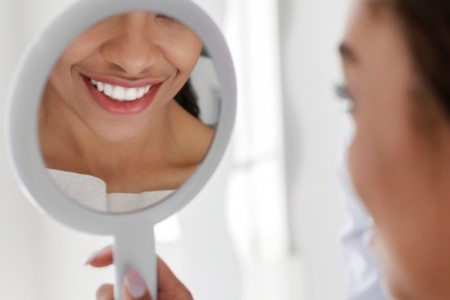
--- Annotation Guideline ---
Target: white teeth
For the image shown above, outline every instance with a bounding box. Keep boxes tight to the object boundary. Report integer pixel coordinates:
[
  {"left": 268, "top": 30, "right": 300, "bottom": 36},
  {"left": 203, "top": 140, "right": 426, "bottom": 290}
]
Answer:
[
  {"left": 137, "top": 88, "right": 145, "bottom": 98},
  {"left": 89, "top": 78, "right": 152, "bottom": 101},
  {"left": 112, "top": 86, "right": 125, "bottom": 100},
  {"left": 104, "top": 84, "right": 113, "bottom": 97},
  {"left": 124, "top": 88, "right": 137, "bottom": 101}
]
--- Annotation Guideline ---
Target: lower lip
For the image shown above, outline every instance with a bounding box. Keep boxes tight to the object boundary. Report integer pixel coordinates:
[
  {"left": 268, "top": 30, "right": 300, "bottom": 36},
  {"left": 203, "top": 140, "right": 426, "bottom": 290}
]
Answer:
[{"left": 83, "top": 76, "right": 161, "bottom": 115}]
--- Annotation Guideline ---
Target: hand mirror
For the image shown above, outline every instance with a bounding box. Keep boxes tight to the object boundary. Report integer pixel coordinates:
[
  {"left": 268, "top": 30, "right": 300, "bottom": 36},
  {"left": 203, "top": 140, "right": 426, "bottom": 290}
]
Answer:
[{"left": 5, "top": 0, "right": 236, "bottom": 299}]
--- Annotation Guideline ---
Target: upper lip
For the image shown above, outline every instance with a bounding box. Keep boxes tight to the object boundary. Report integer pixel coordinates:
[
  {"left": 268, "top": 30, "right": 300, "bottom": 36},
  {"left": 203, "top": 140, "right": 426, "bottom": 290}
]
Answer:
[{"left": 81, "top": 73, "right": 166, "bottom": 88}]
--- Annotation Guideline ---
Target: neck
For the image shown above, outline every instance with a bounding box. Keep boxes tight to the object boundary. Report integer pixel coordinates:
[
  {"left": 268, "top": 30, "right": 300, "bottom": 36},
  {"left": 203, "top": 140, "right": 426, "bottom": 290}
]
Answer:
[{"left": 39, "top": 85, "right": 177, "bottom": 177}]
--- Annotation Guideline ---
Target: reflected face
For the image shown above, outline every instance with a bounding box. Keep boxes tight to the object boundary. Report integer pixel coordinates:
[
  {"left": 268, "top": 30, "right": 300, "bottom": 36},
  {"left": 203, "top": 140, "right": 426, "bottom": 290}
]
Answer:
[
  {"left": 39, "top": 11, "right": 217, "bottom": 214},
  {"left": 341, "top": 0, "right": 450, "bottom": 299},
  {"left": 44, "top": 12, "right": 202, "bottom": 141}
]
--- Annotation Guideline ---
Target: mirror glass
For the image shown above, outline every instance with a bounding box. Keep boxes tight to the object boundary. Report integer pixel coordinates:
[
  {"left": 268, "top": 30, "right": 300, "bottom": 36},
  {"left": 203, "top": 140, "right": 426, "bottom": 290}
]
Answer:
[{"left": 38, "top": 11, "right": 220, "bottom": 214}]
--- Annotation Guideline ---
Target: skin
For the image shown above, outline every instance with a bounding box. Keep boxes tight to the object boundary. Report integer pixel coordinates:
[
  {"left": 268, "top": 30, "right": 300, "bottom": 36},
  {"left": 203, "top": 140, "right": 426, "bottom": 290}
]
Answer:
[
  {"left": 39, "top": 12, "right": 213, "bottom": 193},
  {"left": 341, "top": 0, "right": 450, "bottom": 299},
  {"left": 87, "top": 246, "right": 193, "bottom": 300}
]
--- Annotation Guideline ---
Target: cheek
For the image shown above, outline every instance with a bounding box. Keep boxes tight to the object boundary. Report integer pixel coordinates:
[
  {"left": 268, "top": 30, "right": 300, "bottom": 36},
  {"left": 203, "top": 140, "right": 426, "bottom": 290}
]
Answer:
[
  {"left": 47, "top": 40, "right": 95, "bottom": 101},
  {"left": 347, "top": 119, "right": 394, "bottom": 209},
  {"left": 348, "top": 113, "right": 450, "bottom": 299},
  {"left": 46, "top": 60, "right": 76, "bottom": 105},
  {"left": 173, "top": 50, "right": 201, "bottom": 77},
  {"left": 164, "top": 40, "right": 201, "bottom": 97},
  {"left": 167, "top": 35, "right": 202, "bottom": 73},
  {"left": 346, "top": 79, "right": 425, "bottom": 218}
]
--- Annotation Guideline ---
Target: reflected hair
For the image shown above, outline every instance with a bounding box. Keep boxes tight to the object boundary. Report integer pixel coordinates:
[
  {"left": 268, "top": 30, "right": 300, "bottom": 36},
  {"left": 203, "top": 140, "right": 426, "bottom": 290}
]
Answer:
[
  {"left": 174, "top": 79, "right": 200, "bottom": 119},
  {"left": 392, "top": 0, "right": 450, "bottom": 119}
]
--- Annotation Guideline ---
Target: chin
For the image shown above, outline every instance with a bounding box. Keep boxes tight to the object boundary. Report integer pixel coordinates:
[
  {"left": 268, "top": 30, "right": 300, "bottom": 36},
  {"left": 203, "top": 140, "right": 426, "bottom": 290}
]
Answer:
[{"left": 89, "top": 124, "right": 145, "bottom": 143}]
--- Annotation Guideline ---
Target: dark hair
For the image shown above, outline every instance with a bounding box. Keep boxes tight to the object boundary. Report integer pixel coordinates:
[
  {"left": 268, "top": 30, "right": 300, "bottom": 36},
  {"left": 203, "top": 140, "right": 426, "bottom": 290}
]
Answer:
[
  {"left": 393, "top": 0, "right": 450, "bottom": 118},
  {"left": 174, "top": 79, "right": 200, "bottom": 119}
]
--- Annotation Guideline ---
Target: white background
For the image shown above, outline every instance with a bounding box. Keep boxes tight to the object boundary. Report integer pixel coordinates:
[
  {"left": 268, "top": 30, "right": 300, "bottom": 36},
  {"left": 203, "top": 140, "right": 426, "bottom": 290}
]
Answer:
[{"left": 0, "top": 0, "right": 350, "bottom": 299}]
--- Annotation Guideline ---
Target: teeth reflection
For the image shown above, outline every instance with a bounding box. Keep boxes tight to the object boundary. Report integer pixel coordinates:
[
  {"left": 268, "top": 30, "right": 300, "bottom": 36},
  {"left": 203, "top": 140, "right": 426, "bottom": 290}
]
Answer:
[
  {"left": 97, "top": 82, "right": 104, "bottom": 92},
  {"left": 137, "top": 88, "right": 145, "bottom": 98},
  {"left": 104, "top": 84, "right": 113, "bottom": 97},
  {"left": 124, "top": 88, "right": 138, "bottom": 101},
  {"left": 112, "top": 86, "right": 125, "bottom": 100},
  {"left": 89, "top": 77, "right": 153, "bottom": 101}
]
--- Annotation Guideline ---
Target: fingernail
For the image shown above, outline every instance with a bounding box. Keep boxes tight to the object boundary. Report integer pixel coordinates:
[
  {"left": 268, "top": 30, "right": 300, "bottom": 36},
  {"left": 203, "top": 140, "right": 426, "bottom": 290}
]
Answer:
[
  {"left": 125, "top": 270, "right": 147, "bottom": 298},
  {"left": 85, "top": 250, "right": 101, "bottom": 265},
  {"left": 85, "top": 246, "right": 111, "bottom": 265}
]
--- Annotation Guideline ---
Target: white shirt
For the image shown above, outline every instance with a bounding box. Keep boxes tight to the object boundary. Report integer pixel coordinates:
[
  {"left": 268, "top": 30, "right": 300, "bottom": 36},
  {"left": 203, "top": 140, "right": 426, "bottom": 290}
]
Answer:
[
  {"left": 338, "top": 119, "right": 391, "bottom": 300},
  {"left": 48, "top": 169, "right": 174, "bottom": 213}
]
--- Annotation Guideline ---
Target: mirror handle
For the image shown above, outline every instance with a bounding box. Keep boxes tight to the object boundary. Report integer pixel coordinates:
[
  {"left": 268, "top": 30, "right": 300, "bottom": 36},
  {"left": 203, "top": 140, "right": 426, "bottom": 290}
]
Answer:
[{"left": 114, "top": 225, "right": 157, "bottom": 300}]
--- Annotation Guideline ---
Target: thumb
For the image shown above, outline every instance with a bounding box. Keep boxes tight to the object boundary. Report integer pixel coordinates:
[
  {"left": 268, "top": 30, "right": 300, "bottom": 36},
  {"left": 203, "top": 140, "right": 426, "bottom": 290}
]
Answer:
[{"left": 123, "top": 270, "right": 152, "bottom": 300}]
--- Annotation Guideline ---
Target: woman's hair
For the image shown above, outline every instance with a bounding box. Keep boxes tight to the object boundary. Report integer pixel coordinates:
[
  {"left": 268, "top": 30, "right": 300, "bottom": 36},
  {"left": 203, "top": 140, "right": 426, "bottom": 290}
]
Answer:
[
  {"left": 174, "top": 79, "right": 200, "bottom": 119},
  {"left": 393, "top": 0, "right": 450, "bottom": 118}
]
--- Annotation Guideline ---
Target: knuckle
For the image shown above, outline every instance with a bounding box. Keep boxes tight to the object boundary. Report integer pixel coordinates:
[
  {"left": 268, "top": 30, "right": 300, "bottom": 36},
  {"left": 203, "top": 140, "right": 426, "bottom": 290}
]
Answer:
[
  {"left": 175, "top": 285, "right": 193, "bottom": 300},
  {"left": 96, "top": 283, "right": 113, "bottom": 300}
]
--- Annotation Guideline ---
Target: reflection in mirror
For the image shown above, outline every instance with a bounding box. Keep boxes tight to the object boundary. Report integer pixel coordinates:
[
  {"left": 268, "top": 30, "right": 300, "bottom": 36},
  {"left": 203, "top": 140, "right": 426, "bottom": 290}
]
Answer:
[{"left": 38, "top": 11, "right": 220, "bottom": 214}]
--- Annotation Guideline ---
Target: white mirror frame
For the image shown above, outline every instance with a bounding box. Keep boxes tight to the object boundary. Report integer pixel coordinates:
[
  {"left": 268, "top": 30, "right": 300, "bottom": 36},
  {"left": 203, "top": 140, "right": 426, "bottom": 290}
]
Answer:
[
  {"left": 5, "top": 0, "right": 236, "bottom": 298},
  {"left": 6, "top": 0, "right": 235, "bottom": 236}
]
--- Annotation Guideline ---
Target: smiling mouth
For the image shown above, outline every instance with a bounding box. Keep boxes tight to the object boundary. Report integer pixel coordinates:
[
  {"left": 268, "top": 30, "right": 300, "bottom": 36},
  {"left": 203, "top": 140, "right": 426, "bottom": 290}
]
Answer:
[
  {"left": 90, "top": 79, "right": 152, "bottom": 102},
  {"left": 82, "top": 75, "right": 163, "bottom": 115}
]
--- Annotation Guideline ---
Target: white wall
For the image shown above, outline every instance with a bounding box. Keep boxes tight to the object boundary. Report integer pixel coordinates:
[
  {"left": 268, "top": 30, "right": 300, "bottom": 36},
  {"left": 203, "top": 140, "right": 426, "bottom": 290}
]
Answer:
[
  {"left": 0, "top": 1, "right": 79, "bottom": 299},
  {"left": 279, "top": 0, "right": 350, "bottom": 299}
]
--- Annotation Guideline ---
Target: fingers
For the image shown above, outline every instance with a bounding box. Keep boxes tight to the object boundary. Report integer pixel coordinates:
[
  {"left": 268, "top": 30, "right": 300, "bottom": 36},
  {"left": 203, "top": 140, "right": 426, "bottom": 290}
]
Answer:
[
  {"left": 156, "top": 257, "right": 180, "bottom": 290},
  {"left": 119, "top": 258, "right": 192, "bottom": 300},
  {"left": 88, "top": 245, "right": 151, "bottom": 299},
  {"left": 86, "top": 245, "right": 113, "bottom": 267},
  {"left": 96, "top": 283, "right": 114, "bottom": 300},
  {"left": 156, "top": 258, "right": 193, "bottom": 300},
  {"left": 123, "top": 270, "right": 152, "bottom": 300},
  {"left": 95, "top": 272, "right": 152, "bottom": 300},
  {"left": 89, "top": 246, "right": 192, "bottom": 299}
]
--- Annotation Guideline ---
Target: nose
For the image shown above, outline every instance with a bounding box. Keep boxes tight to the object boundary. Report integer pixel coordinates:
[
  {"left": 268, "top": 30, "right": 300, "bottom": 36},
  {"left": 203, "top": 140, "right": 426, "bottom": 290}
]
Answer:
[{"left": 100, "top": 13, "right": 163, "bottom": 76}]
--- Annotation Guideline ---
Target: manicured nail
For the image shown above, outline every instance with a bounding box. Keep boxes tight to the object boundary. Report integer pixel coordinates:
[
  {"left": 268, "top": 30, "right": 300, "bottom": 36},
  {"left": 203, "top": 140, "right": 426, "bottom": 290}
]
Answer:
[
  {"left": 85, "top": 246, "right": 111, "bottom": 265},
  {"left": 125, "top": 270, "right": 147, "bottom": 298},
  {"left": 85, "top": 250, "right": 101, "bottom": 265}
]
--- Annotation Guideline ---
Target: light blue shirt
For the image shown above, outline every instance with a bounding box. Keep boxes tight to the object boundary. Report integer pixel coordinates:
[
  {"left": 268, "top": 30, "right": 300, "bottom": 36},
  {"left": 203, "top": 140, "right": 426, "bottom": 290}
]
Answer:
[{"left": 338, "top": 120, "right": 391, "bottom": 300}]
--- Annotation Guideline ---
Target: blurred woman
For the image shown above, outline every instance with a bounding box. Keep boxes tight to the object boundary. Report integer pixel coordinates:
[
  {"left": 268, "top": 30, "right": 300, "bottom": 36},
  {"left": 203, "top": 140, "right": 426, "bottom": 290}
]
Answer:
[{"left": 338, "top": 0, "right": 450, "bottom": 298}]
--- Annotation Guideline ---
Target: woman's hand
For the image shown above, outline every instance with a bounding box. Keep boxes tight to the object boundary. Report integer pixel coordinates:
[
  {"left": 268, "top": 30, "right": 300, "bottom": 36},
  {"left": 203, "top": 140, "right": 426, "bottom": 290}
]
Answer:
[{"left": 86, "top": 246, "right": 193, "bottom": 300}]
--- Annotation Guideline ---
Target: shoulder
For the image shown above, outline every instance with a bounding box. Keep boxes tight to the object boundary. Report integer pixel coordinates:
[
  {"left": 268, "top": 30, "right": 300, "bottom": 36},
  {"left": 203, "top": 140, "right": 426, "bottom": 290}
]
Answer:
[{"left": 169, "top": 101, "right": 215, "bottom": 164}]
